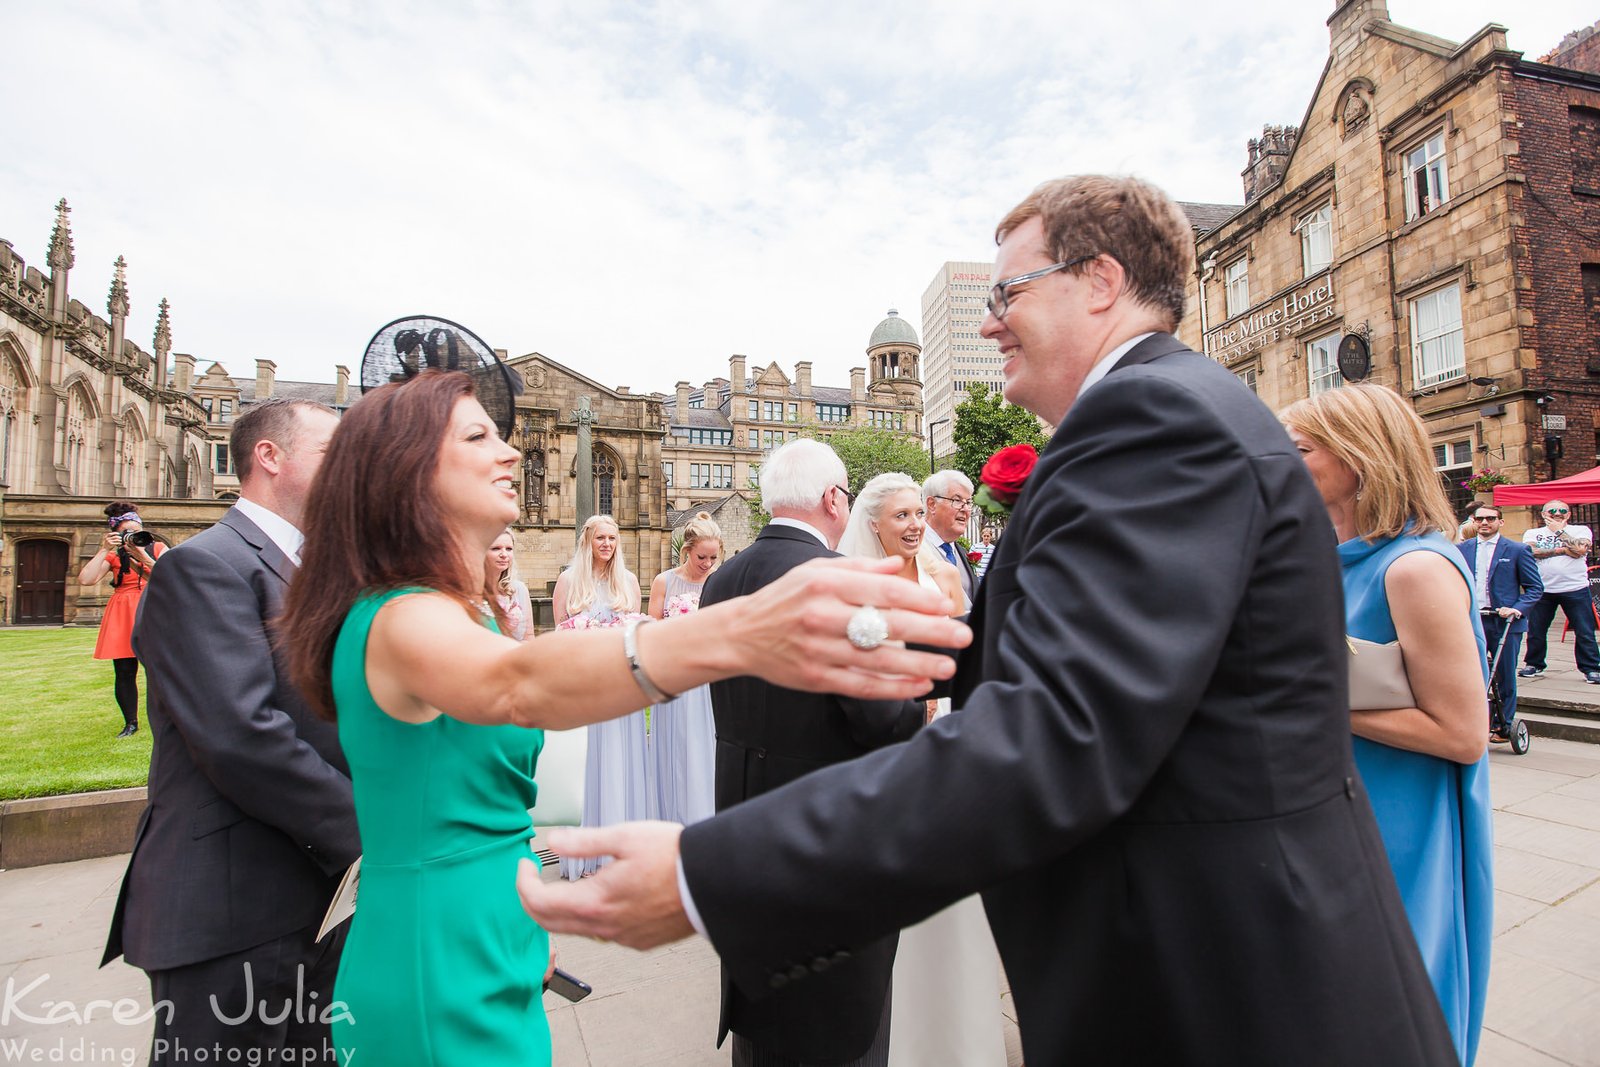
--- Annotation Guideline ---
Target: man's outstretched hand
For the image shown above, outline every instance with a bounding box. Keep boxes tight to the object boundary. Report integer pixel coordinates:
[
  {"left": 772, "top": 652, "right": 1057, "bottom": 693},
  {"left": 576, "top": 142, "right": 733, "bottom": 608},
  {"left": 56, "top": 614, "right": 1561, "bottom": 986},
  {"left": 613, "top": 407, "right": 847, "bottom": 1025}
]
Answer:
[{"left": 518, "top": 823, "right": 696, "bottom": 950}]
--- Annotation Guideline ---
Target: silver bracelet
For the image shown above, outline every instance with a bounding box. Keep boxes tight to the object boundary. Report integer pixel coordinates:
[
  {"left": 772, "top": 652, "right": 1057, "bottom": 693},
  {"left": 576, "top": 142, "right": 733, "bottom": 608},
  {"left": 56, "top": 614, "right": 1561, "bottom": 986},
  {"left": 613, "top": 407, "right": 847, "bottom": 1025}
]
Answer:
[{"left": 622, "top": 617, "right": 677, "bottom": 704}]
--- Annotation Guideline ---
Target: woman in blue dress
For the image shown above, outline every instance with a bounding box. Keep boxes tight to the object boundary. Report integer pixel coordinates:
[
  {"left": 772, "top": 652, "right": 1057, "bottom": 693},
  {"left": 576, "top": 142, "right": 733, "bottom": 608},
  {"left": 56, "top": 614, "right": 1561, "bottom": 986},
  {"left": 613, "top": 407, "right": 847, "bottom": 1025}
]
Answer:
[
  {"left": 1283, "top": 383, "right": 1493, "bottom": 1065},
  {"left": 648, "top": 511, "right": 722, "bottom": 825},
  {"left": 554, "top": 515, "right": 654, "bottom": 877}
]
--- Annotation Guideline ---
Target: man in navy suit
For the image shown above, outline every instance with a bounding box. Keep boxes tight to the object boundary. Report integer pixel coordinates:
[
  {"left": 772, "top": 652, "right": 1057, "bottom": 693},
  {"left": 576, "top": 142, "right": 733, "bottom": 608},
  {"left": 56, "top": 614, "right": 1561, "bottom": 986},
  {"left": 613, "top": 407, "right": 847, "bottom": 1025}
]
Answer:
[{"left": 1459, "top": 503, "right": 1544, "bottom": 739}]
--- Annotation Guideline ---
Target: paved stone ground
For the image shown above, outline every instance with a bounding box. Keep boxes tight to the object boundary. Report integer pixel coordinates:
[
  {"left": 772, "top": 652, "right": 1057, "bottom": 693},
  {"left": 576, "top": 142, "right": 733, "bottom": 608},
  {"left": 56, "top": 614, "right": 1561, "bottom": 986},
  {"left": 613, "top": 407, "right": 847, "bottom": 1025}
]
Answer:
[{"left": 3, "top": 740, "right": 1598, "bottom": 1065}]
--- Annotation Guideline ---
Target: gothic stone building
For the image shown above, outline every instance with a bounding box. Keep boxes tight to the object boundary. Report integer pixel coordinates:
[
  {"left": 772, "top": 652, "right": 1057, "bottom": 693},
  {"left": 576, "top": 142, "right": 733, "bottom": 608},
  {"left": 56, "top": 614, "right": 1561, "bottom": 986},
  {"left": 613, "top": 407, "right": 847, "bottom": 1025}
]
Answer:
[
  {"left": 1178, "top": 1, "right": 1600, "bottom": 528},
  {"left": 660, "top": 308, "right": 926, "bottom": 555},
  {"left": 1, "top": 201, "right": 220, "bottom": 627}
]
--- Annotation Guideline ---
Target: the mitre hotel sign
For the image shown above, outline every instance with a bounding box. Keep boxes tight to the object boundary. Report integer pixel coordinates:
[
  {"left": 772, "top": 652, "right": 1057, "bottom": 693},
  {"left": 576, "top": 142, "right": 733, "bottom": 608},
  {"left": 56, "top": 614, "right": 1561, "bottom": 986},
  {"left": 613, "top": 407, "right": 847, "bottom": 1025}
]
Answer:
[{"left": 1205, "top": 274, "right": 1337, "bottom": 364}]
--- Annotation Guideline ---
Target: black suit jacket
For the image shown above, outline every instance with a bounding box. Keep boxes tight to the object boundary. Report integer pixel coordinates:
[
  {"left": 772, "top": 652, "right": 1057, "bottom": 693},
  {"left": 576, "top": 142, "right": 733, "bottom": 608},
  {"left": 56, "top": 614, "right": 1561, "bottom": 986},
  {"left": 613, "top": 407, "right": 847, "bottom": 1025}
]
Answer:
[
  {"left": 699, "top": 523, "right": 923, "bottom": 1063},
  {"left": 682, "top": 336, "right": 1458, "bottom": 1065},
  {"left": 103, "top": 507, "right": 360, "bottom": 971}
]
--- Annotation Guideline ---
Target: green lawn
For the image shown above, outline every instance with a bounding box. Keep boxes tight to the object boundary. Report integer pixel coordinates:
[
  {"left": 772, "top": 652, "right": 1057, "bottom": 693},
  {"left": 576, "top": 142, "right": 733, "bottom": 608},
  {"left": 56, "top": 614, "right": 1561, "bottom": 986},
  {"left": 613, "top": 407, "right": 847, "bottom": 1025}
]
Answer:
[{"left": 0, "top": 628, "right": 152, "bottom": 799}]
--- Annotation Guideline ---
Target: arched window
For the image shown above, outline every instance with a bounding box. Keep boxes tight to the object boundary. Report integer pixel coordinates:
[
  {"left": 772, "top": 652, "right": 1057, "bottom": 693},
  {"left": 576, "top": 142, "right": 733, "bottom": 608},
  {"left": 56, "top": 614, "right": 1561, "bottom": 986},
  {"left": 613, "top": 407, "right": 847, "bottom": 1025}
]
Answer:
[
  {"left": 117, "top": 410, "right": 146, "bottom": 492},
  {"left": 593, "top": 448, "right": 617, "bottom": 518},
  {"left": 63, "top": 384, "right": 96, "bottom": 494}
]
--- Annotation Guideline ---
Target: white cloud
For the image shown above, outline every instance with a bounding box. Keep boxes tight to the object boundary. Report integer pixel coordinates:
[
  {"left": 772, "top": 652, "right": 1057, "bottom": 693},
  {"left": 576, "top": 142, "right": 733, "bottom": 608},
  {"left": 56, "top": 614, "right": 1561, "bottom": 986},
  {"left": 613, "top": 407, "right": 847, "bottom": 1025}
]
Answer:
[{"left": 1, "top": 0, "right": 1593, "bottom": 395}]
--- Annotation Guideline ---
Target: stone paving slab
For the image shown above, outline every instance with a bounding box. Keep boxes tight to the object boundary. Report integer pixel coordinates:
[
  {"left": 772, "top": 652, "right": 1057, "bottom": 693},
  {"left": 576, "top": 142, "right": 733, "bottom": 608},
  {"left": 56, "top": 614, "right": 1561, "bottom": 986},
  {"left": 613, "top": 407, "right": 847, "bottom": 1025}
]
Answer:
[{"left": 3, "top": 740, "right": 1598, "bottom": 1065}]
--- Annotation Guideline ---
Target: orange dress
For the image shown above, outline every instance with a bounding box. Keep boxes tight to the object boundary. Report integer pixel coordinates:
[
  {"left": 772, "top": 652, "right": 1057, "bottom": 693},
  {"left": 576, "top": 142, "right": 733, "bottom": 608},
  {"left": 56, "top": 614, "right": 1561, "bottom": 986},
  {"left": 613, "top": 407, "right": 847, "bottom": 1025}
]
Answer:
[{"left": 93, "top": 546, "right": 163, "bottom": 660}]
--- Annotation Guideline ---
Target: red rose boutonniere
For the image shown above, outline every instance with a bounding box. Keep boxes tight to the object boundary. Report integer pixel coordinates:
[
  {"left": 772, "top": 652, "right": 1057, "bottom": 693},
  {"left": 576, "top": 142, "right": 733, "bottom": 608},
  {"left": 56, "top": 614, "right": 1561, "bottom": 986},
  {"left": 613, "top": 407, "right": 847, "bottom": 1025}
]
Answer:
[{"left": 974, "top": 443, "right": 1039, "bottom": 519}]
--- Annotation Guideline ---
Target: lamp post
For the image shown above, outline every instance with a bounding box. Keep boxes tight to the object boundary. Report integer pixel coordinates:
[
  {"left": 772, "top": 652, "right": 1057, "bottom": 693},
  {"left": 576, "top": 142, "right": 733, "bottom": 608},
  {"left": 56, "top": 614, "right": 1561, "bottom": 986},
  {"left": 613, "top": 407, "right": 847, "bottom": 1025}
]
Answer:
[{"left": 927, "top": 417, "right": 951, "bottom": 475}]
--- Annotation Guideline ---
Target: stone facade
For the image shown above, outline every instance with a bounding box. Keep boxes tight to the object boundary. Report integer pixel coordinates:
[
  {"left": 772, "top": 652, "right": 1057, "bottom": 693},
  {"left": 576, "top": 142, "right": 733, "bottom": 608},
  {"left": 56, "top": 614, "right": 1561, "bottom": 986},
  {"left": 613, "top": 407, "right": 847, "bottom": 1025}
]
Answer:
[
  {"left": 1178, "top": 1, "right": 1600, "bottom": 526},
  {"left": 658, "top": 310, "right": 925, "bottom": 557},
  {"left": 1, "top": 201, "right": 219, "bottom": 626}
]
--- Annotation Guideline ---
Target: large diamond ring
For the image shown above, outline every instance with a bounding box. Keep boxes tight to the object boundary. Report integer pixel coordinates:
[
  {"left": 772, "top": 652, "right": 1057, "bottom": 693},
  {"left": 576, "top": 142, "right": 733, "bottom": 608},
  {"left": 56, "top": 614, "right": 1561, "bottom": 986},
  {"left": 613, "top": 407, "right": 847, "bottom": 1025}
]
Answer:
[{"left": 846, "top": 605, "right": 889, "bottom": 651}]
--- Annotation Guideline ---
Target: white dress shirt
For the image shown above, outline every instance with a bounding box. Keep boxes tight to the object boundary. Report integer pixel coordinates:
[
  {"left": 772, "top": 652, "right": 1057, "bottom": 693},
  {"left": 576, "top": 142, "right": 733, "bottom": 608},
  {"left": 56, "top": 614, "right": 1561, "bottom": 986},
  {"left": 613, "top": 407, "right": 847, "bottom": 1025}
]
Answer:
[
  {"left": 1473, "top": 534, "right": 1499, "bottom": 613},
  {"left": 234, "top": 497, "right": 306, "bottom": 566}
]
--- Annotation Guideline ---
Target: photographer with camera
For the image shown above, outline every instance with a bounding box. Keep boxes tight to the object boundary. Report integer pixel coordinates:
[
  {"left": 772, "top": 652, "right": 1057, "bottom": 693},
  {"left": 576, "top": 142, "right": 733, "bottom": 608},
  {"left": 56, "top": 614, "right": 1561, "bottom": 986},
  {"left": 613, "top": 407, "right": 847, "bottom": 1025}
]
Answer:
[{"left": 77, "top": 500, "right": 164, "bottom": 738}]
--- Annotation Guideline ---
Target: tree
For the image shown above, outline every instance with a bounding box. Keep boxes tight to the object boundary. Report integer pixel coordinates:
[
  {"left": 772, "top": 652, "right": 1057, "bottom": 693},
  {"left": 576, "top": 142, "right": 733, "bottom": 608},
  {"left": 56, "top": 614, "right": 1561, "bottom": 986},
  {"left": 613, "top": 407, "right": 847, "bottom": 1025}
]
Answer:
[
  {"left": 821, "top": 426, "right": 932, "bottom": 492},
  {"left": 951, "top": 383, "right": 1050, "bottom": 486},
  {"left": 745, "top": 427, "right": 930, "bottom": 528}
]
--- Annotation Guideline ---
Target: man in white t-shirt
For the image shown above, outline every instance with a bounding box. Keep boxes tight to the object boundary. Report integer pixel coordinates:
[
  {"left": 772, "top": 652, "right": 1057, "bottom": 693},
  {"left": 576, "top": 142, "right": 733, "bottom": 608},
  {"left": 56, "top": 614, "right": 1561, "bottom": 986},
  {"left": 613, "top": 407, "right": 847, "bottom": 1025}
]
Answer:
[{"left": 1519, "top": 499, "right": 1600, "bottom": 683}]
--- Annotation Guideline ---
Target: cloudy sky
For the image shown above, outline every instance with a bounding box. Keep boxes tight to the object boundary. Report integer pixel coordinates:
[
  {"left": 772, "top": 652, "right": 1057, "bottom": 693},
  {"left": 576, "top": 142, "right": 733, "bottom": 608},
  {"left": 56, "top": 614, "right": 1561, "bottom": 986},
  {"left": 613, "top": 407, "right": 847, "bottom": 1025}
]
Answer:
[{"left": 3, "top": 1, "right": 1593, "bottom": 396}]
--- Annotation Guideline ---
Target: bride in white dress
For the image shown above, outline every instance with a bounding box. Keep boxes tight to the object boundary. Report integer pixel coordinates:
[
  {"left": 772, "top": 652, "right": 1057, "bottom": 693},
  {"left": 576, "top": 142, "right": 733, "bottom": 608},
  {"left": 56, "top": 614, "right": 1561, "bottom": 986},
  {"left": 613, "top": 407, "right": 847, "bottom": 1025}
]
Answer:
[{"left": 835, "top": 473, "right": 1009, "bottom": 1067}]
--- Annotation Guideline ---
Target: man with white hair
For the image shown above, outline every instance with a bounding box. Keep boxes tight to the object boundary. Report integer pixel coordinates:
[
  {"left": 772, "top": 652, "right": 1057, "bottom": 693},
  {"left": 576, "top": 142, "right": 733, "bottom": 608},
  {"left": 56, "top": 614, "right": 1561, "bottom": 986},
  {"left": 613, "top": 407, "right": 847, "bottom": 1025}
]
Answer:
[
  {"left": 922, "top": 469, "right": 977, "bottom": 603},
  {"left": 696, "top": 438, "right": 924, "bottom": 1067},
  {"left": 1520, "top": 498, "right": 1600, "bottom": 683}
]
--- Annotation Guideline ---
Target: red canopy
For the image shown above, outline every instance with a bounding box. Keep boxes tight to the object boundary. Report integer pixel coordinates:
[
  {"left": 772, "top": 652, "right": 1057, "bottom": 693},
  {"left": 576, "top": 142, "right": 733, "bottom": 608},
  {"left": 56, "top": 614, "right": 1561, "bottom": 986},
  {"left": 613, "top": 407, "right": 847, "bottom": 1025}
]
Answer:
[{"left": 1493, "top": 464, "right": 1600, "bottom": 506}]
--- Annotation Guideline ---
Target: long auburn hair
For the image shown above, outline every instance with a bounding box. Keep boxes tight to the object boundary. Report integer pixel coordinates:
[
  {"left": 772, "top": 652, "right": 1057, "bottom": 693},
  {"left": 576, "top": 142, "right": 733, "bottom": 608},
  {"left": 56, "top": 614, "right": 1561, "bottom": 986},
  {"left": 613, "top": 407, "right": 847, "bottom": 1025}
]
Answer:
[
  {"left": 562, "top": 515, "right": 631, "bottom": 615},
  {"left": 283, "top": 370, "right": 504, "bottom": 720}
]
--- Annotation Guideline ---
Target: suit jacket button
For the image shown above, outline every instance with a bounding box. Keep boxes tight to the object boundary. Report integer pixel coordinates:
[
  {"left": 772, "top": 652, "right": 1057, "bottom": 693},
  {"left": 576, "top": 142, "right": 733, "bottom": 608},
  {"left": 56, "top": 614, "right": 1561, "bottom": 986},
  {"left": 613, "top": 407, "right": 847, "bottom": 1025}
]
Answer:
[
  {"left": 769, "top": 972, "right": 789, "bottom": 990},
  {"left": 755, "top": 748, "right": 767, "bottom": 759},
  {"left": 1344, "top": 776, "right": 1355, "bottom": 799},
  {"left": 810, "top": 956, "right": 831, "bottom": 973},
  {"left": 788, "top": 964, "right": 809, "bottom": 981}
]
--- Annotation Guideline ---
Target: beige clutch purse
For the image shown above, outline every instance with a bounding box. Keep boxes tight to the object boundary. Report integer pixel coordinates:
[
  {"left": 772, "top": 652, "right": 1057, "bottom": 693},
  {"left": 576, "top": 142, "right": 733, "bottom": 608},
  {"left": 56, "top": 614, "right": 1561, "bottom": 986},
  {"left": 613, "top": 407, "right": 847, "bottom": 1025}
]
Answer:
[{"left": 1347, "top": 636, "right": 1416, "bottom": 710}]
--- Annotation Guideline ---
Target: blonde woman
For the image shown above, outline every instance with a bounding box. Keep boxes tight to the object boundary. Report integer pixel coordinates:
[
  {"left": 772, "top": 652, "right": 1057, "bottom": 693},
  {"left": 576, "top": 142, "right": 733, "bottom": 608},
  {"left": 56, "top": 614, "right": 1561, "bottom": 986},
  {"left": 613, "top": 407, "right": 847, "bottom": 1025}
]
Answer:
[
  {"left": 836, "top": 473, "right": 1007, "bottom": 1067},
  {"left": 648, "top": 512, "right": 723, "bottom": 825},
  {"left": 553, "top": 516, "right": 651, "bottom": 877},
  {"left": 483, "top": 529, "right": 532, "bottom": 641},
  {"left": 1282, "top": 383, "right": 1491, "bottom": 1065}
]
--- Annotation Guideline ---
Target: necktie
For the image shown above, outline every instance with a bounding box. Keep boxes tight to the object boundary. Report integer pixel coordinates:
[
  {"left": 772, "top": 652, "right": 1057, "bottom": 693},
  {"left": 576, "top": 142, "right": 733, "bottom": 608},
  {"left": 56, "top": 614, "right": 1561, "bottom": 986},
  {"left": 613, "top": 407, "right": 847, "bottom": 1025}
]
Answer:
[{"left": 941, "top": 541, "right": 960, "bottom": 567}]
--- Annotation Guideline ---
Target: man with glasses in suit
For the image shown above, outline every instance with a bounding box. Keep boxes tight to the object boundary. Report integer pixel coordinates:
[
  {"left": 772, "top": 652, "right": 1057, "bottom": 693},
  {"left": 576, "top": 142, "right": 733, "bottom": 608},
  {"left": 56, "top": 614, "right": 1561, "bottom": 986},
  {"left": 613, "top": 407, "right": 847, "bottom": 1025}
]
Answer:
[
  {"left": 1461, "top": 504, "right": 1544, "bottom": 742},
  {"left": 922, "top": 470, "right": 978, "bottom": 604},
  {"left": 1519, "top": 499, "right": 1600, "bottom": 684}
]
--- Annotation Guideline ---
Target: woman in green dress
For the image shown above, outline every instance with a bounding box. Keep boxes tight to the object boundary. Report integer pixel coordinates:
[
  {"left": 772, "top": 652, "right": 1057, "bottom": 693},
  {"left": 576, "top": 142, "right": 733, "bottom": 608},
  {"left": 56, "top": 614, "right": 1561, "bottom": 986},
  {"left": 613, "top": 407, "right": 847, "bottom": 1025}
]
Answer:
[{"left": 280, "top": 369, "right": 967, "bottom": 1066}]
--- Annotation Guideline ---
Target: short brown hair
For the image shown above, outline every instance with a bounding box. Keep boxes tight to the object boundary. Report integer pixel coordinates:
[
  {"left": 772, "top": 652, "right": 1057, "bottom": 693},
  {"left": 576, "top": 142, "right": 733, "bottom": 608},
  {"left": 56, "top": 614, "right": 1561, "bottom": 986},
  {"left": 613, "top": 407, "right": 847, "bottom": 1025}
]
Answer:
[
  {"left": 231, "top": 398, "right": 336, "bottom": 482},
  {"left": 1280, "top": 384, "right": 1456, "bottom": 541},
  {"left": 1474, "top": 503, "right": 1503, "bottom": 519},
  {"left": 995, "top": 175, "right": 1192, "bottom": 328}
]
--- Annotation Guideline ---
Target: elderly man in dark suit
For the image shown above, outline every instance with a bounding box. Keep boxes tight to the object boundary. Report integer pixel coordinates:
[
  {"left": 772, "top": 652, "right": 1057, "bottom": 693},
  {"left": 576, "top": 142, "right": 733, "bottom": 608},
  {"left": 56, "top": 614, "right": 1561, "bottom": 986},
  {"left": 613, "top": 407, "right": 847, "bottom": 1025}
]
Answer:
[
  {"left": 699, "top": 437, "right": 923, "bottom": 1067},
  {"left": 521, "top": 176, "right": 1460, "bottom": 1065},
  {"left": 103, "top": 398, "right": 358, "bottom": 1066},
  {"left": 921, "top": 470, "right": 978, "bottom": 603}
]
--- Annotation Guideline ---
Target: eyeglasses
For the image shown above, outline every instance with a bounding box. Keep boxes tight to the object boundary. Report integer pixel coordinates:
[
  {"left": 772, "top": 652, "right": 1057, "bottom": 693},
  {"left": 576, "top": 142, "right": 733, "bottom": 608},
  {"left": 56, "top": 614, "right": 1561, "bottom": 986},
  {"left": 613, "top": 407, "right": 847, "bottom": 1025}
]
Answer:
[
  {"left": 1473, "top": 515, "right": 1501, "bottom": 522},
  {"left": 1546, "top": 508, "right": 1570, "bottom": 516},
  {"left": 985, "top": 254, "right": 1098, "bottom": 318},
  {"left": 831, "top": 485, "right": 854, "bottom": 508},
  {"left": 930, "top": 495, "right": 973, "bottom": 511}
]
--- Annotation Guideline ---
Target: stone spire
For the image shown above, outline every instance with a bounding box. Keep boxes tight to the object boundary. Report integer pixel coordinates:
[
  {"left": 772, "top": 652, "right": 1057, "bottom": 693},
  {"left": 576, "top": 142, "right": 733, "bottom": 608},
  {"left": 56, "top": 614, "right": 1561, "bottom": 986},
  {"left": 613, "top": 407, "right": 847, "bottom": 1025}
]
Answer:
[
  {"left": 108, "top": 256, "right": 130, "bottom": 319},
  {"left": 47, "top": 198, "right": 75, "bottom": 272},
  {"left": 154, "top": 297, "right": 172, "bottom": 360}
]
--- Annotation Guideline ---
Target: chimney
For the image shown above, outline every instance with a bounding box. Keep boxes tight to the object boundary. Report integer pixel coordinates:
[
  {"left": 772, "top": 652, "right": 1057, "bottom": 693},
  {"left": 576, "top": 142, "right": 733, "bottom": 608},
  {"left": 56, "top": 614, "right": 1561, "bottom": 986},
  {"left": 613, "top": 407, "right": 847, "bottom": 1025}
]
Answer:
[
  {"left": 675, "top": 381, "right": 691, "bottom": 423},
  {"left": 173, "top": 352, "right": 195, "bottom": 393},
  {"left": 850, "top": 367, "right": 866, "bottom": 402},
  {"left": 616, "top": 385, "right": 630, "bottom": 394},
  {"left": 255, "top": 358, "right": 276, "bottom": 400},
  {"left": 1329, "top": 1, "right": 1389, "bottom": 57},
  {"left": 1541, "top": 20, "right": 1600, "bottom": 72},
  {"left": 729, "top": 355, "right": 747, "bottom": 394},
  {"left": 335, "top": 365, "right": 350, "bottom": 407},
  {"left": 796, "top": 361, "right": 813, "bottom": 397},
  {"left": 1242, "top": 124, "right": 1299, "bottom": 204}
]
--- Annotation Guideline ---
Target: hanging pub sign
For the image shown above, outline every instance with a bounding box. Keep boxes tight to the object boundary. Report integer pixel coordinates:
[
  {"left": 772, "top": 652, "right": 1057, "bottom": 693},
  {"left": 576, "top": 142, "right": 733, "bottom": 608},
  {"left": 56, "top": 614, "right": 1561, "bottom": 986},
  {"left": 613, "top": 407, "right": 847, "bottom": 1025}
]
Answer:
[{"left": 1337, "top": 334, "right": 1371, "bottom": 382}]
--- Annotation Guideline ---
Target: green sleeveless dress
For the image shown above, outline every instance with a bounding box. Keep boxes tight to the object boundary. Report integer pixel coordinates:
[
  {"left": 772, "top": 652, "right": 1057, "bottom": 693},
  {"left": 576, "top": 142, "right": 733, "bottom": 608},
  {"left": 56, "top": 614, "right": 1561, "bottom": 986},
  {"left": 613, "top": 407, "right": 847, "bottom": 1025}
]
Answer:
[{"left": 329, "top": 588, "right": 550, "bottom": 1066}]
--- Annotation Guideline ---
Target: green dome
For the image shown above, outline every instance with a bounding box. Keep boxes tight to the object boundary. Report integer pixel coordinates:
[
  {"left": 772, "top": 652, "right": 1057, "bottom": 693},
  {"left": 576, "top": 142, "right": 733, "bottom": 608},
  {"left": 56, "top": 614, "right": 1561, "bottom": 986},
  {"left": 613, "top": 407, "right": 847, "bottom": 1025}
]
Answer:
[{"left": 868, "top": 308, "right": 919, "bottom": 349}]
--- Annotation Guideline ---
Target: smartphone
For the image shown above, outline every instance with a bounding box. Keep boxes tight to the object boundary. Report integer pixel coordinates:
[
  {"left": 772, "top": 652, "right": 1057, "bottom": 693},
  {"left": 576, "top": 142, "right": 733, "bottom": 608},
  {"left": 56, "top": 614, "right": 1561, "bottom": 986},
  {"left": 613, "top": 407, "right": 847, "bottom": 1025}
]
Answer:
[{"left": 544, "top": 967, "right": 593, "bottom": 1003}]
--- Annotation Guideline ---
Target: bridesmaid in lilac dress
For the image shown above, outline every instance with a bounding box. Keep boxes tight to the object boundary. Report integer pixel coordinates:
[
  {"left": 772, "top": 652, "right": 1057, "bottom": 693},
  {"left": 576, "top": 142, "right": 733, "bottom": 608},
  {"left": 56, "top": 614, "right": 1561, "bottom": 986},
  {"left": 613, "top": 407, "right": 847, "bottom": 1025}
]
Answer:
[
  {"left": 554, "top": 516, "right": 652, "bottom": 878},
  {"left": 648, "top": 512, "right": 723, "bottom": 825}
]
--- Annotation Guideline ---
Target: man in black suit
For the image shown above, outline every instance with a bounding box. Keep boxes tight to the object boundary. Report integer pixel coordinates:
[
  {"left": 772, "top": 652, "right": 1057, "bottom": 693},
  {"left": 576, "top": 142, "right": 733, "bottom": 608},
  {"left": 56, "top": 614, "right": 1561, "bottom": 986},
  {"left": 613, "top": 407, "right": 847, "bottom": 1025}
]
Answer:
[
  {"left": 521, "top": 176, "right": 1459, "bottom": 1064},
  {"left": 103, "top": 398, "right": 358, "bottom": 1066},
  {"left": 700, "top": 438, "right": 923, "bottom": 1067},
  {"left": 921, "top": 470, "right": 978, "bottom": 603}
]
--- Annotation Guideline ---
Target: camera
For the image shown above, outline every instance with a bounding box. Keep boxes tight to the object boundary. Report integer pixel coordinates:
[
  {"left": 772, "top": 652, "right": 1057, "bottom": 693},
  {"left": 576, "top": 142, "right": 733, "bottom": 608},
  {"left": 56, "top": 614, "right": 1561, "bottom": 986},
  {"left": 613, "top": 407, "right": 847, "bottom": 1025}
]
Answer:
[{"left": 124, "top": 530, "right": 156, "bottom": 550}]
